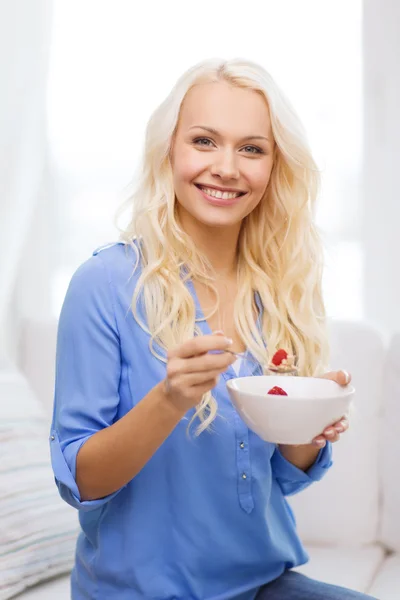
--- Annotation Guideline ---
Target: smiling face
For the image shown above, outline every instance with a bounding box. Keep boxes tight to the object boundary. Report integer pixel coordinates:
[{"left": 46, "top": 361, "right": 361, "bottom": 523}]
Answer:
[{"left": 170, "top": 81, "right": 275, "bottom": 231}]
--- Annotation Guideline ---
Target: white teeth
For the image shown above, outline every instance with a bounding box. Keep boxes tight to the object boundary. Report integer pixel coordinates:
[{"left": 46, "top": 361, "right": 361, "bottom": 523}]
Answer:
[{"left": 199, "top": 186, "right": 242, "bottom": 200}]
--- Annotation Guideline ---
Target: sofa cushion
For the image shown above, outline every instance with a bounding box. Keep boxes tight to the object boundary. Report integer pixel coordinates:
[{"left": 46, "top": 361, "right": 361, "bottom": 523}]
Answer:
[
  {"left": 295, "top": 544, "right": 385, "bottom": 594},
  {"left": 11, "top": 574, "right": 71, "bottom": 599},
  {"left": 380, "top": 332, "right": 400, "bottom": 552},
  {"left": 368, "top": 553, "right": 400, "bottom": 600},
  {"left": 328, "top": 319, "right": 384, "bottom": 419},
  {"left": 13, "top": 549, "right": 390, "bottom": 599},
  {"left": 0, "top": 369, "right": 79, "bottom": 600},
  {"left": 18, "top": 319, "right": 58, "bottom": 421},
  {"left": 289, "top": 320, "right": 383, "bottom": 546},
  {"left": 290, "top": 417, "right": 380, "bottom": 545},
  {"left": 13, "top": 549, "right": 386, "bottom": 599}
]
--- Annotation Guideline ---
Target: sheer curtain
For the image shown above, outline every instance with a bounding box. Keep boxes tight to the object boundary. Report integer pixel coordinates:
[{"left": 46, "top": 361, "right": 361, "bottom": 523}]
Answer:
[
  {"left": 47, "top": 0, "right": 363, "bottom": 321},
  {"left": 0, "top": 0, "right": 53, "bottom": 363}
]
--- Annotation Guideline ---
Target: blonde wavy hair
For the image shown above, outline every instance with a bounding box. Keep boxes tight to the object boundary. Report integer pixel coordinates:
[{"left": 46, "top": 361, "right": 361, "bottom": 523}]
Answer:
[{"left": 115, "top": 57, "right": 329, "bottom": 435}]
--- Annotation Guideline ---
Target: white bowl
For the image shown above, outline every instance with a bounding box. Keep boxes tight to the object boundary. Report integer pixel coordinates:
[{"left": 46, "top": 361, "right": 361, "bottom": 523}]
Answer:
[{"left": 226, "top": 375, "right": 355, "bottom": 444}]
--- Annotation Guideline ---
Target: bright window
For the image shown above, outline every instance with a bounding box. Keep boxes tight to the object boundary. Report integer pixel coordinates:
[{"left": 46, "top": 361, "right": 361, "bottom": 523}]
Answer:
[{"left": 48, "top": 0, "right": 363, "bottom": 320}]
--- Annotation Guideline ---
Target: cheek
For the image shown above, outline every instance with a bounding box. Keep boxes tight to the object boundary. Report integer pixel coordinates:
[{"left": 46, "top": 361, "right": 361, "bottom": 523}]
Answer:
[
  {"left": 248, "top": 161, "right": 273, "bottom": 194},
  {"left": 173, "top": 148, "right": 209, "bottom": 185}
]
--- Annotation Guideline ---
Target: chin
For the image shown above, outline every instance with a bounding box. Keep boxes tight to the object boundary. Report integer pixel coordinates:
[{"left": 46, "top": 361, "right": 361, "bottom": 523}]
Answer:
[
  {"left": 195, "top": 213, "right": 243, "bottom": 229},
  {"left": 176, "top": 198, "right": 245, "bottom": 229}
]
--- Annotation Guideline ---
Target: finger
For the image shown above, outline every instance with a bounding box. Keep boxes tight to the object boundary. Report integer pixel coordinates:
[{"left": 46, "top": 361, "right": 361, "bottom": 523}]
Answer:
[
  {"left": 323, "top": 426, "right": 339, "bottom": 438},
  {"left": 312, "top": 436, "right": 327, "bottom": 448},
  {"left": 334, "top": 418, "right": 349, "bottom": 433},
  {"left": 313, "top": 432, "right": 340, "bottom": 446},
  {"left": 192, "top": 377, "right": 220, "bottom": 395},
  {"left": 320, "top": 370, "right": 351, "bottom": 386},
  {"left": 178, "top": 351, "right": 236, "bottom": 374},
  {"left": 323, "top": 425, "right": 335, "bottom": 436},
  {"left": 321, "top": 425, "right": 341, "bottom": 442},
  {"left": 173, "top": 369, "right": 224, "bottom": 388},
  {"left": 168, "top": 334, "right": 233, "bottom": 359},
  {"left": 314, "top": 429, "right": 337, "bottom": 443}
]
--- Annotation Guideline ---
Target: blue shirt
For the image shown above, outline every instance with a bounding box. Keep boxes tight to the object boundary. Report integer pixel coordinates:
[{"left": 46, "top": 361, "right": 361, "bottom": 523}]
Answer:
[{"left": 50, "top": 241, "right": 332, "bottom": 600}]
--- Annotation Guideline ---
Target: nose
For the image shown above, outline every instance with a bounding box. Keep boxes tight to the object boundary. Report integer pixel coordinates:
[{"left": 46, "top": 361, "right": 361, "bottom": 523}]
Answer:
[{"left": 210, "top": 149, "right": 240, "bottom": 181}]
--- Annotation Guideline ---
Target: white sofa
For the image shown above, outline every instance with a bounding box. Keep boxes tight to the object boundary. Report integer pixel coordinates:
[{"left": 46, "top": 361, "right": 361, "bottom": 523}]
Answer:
[{"left": 2, "top": 318, "right": 400, "bottom": 599}]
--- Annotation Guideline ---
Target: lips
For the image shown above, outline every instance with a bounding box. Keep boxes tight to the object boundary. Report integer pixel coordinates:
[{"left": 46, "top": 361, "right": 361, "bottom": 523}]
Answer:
[
  {"left": 195, "top": 183, "right": 245, "bottom": 194},
  {"left": 194, "top": 184, "right": 247, "bottom": 203},
  {"left": 195, "top": 184, "right": 246, "bottom": 207},
  {"left": 197, "top": 184, "right": 244, "bottom": 193}
]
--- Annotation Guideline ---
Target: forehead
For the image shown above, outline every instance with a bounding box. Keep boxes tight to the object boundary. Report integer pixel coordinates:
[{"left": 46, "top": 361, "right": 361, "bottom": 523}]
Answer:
[{"left": 177, "top": 81, "right": 272, "bottom": 137}]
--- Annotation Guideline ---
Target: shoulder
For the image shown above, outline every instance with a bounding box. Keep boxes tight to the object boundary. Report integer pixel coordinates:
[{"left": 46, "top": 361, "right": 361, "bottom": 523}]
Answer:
[
  {"left": 72, "top": 240, "right": 141, "bottom": 287},
  {"left": 64, "top": 240, "right": 141, "bottom": 309},
  {"left": 92, "top": 240, "right": 140, "bottom": 275}
]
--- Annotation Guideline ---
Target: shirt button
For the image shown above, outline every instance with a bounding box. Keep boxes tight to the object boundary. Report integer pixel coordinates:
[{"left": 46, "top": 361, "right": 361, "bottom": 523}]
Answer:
[
  {"left": 50, "top": 435, "right": 55, "bottom": 441},
  {"left": 239, "top": 442, "right": 245, "bottom": 449},
  {"left": 242, "top": 473, "right": 247, "bottom": 480}
]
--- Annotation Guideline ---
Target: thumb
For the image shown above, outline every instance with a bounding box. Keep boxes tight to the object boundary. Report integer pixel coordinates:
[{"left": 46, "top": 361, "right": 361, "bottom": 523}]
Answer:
[{"left": 320, "top": 370, "right": 351, "bottom": 386}]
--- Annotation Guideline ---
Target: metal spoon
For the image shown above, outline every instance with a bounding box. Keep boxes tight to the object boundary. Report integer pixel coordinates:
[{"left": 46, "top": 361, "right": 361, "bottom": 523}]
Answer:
[{"left": 226, "top": 349, "right": 299, "bottom": 375}]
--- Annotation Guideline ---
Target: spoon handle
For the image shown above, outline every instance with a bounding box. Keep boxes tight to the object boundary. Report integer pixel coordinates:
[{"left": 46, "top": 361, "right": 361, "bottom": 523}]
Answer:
[
  {"left": 226, "top": 350, "right": 298, "bottom": 374},
  {"left": 225, "top": 350, "right": 260, "bottom": 367}
]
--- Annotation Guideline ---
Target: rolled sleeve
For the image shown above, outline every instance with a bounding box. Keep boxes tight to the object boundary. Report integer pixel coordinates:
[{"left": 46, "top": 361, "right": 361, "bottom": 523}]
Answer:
[
  {"left": 50, "top": 254, "right": 123, "bottom": 511},
  {"left": 271, "top": 442, "right": 333, "bottom": 496}
]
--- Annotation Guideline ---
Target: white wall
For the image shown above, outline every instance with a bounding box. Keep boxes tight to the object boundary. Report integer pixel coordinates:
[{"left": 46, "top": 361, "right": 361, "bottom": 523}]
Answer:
[
  {"left": 47, "top": 1, "right": 363, "bottom": 322},
  {"left": 4, "top": 1, "right": 399, "bottom": 364},
  {"left": 0, "top": 0, "right": 53, "bottom": 363},
  {"left": 363, "top": 0, "right": 400, "bottom": 337}
]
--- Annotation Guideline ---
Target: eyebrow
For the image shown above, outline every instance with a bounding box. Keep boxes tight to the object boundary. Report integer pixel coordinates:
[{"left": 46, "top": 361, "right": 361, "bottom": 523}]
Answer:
[{"left": 189, "top": 125, "right": 271, "bottom": 143}]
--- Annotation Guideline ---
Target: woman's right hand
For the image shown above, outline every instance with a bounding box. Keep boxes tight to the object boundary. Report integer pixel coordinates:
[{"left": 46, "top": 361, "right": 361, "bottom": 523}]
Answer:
[{"left": 163, "top": 334, "right": 236, "bottom": 414}]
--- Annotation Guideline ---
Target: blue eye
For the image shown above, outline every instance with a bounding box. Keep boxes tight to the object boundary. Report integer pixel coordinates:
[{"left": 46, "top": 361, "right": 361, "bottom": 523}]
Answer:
[
  {"left": 193, "top": 138, "right": 264, "bottom": 155},
  {"left": 193, "top": 137, "right": 213, "bottom": 147},
  {"left": 242, "top": 145, "right": 264, "bottom": 154}
]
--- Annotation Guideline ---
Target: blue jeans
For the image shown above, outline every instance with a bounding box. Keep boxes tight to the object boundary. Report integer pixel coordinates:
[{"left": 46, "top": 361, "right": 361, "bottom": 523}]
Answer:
[{"left": 255, "top": 570, "right": 378, "bottom": 599}]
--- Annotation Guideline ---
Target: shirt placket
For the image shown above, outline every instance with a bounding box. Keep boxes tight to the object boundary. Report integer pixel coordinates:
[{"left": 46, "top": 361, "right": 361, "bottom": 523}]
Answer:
[
  {"left": 233, "top": 406, "right": 254, "bottom": 513},
  {"left": 189, "top": 279, "right": 266, "bottom": 515},
  {"left": 223, "top": 292, "right": 265, "bottom": 514},
  {"left": 222, "top": 355, "right": 262, "bottom": 514}
]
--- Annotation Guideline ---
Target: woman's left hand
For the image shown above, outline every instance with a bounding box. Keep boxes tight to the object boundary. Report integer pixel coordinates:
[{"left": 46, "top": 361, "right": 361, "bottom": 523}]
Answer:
[{"left": 311, "top": 370, "right": 351, "bottom": 448}]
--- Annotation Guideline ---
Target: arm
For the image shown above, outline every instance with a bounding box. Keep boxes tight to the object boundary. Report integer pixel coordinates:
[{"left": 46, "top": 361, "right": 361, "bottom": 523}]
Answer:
[
  {"left": 76, "top": 382, "right": 184, "bottom": 501},
  {"left": 271, "top": 371, "right": 351, "bottom": 496},
  {"left": 50, "top": 254, "right": 234, "bottom": 509},
  {"left": 50, "top": 254, "right": 185, "bottom": 508},
  {"left": 271, "top": 442, "right": 333, "bottom": 496},
  {"left": 277, "top": 443, "right": 321, "bottom": 471}
]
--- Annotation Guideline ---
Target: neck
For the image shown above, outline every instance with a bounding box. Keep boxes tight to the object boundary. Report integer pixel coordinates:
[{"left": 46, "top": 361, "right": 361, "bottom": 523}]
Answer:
[{"left": 178, "top": 209, "right": 241, "bottom": 278}]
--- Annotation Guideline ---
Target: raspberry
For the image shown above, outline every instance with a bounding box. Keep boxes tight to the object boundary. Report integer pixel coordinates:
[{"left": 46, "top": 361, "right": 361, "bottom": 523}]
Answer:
[
  {"left": 267, "top": 386, "right": 288, "bottom": 396},
  {"left": 271, "top": 349, "right": 288, "bottom": 366}
]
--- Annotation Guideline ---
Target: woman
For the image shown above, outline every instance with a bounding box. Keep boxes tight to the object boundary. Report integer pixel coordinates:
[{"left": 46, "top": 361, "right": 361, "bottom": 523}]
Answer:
[{"left": 50, "top": 58, "right": 375, "bottom": 599}]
